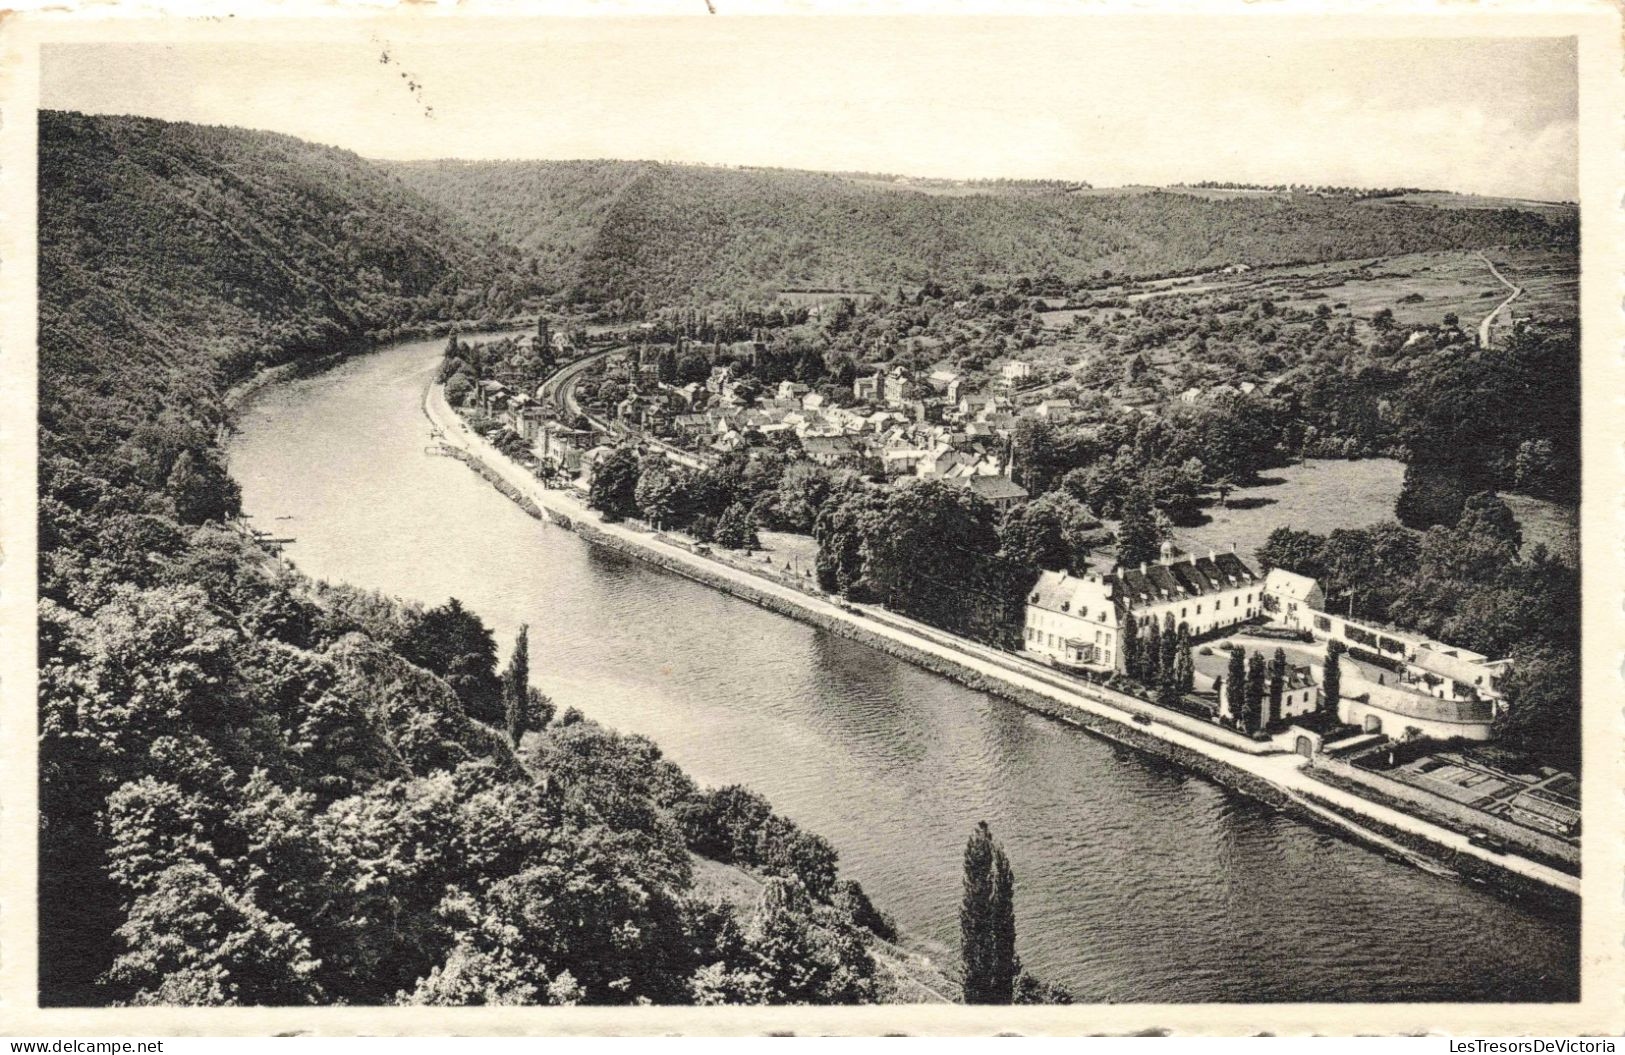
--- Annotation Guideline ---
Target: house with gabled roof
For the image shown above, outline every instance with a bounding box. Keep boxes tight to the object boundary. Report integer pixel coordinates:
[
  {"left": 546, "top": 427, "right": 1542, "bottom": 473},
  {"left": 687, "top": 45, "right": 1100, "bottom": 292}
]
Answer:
[
  {"left": 1261, "top": 567, "right": 1324, "bottom": 630},
  {"left": 1022, "top": 570, "right": 1122, "bottom": 672},
  {"left": 940, "top": 472, "right": 1029, "bottom": 512}
]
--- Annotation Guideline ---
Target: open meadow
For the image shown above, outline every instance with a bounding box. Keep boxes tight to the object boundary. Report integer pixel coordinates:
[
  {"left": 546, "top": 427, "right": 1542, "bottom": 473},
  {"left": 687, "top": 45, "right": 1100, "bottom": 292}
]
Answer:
[
  {"left": 1169, "top": 457, "right": 1577, "bottom": 568},
  {"left": 1174, "top": 458, "right": 1406, "bottom": 563}
]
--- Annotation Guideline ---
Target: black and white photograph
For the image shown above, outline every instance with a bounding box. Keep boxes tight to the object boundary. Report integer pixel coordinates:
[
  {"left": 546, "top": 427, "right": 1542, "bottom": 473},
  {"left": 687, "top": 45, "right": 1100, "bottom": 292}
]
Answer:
[{"left": 4, "top": 4, "right": 1620, "bottom": 1038}]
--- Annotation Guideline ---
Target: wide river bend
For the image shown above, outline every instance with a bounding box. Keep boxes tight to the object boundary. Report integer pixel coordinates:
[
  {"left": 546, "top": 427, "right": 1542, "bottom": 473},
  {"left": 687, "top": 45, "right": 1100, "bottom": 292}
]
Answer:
[{"left": 228, "top": 337, "right": 1579, "bottom": 1003}]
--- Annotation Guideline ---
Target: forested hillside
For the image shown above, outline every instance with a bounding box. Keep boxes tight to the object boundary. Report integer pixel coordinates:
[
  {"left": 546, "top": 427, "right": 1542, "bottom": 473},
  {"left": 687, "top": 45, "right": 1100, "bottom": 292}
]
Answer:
[
  {"left": 38, "top": 112, "right": 904, "bottom": 1007},
  {"left": 387, "top": 159, "right": 1575, "bottom": 308}
]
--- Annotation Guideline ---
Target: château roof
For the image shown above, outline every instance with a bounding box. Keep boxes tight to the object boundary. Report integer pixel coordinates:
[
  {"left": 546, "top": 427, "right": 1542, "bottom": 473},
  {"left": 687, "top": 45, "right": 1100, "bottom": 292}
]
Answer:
[
  {"left": 1113, "top": 552, "right": 1258, "bottom": 608},
  {"left": 1027, "top": 570, "right": 1118, "bottom": 625}
]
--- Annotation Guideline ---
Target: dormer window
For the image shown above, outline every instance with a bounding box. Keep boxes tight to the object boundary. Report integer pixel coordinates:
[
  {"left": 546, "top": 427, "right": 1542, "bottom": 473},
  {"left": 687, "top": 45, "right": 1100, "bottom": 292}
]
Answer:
[{"left": 1060, "top": 602, "right": 1070, "bottom": 612}]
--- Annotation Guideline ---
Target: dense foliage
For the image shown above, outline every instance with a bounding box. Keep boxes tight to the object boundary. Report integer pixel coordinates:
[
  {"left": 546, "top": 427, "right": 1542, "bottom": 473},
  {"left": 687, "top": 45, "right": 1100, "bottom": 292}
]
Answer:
[
  {"left": 38, "top": 112, "right": 897, "bottom": 1007},
  {"left": 388, "top": 159, "right": 1574, "bottom": 307}
]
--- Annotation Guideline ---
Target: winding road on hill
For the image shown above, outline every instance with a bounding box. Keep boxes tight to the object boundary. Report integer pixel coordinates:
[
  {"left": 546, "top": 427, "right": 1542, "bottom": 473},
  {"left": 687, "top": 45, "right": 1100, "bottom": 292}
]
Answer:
[{"left": 1477, "top": 250, "right": 1523, "bottom": 347}]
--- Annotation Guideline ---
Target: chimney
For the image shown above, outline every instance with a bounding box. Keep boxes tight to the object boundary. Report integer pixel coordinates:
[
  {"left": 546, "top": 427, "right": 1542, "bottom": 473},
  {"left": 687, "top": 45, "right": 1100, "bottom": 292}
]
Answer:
[
  {"left": 1140, "top": 562, "right": 1148, "bottom": 576},
  {"left": 1209, "top": 549, "right": 1217, "bottom": 563}
]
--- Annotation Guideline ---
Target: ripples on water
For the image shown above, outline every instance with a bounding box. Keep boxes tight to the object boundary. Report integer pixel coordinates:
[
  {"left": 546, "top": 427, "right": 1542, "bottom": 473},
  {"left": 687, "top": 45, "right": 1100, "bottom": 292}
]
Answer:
[{"left": 228, "top": 339, "right": 1580, "bottom": 1003}]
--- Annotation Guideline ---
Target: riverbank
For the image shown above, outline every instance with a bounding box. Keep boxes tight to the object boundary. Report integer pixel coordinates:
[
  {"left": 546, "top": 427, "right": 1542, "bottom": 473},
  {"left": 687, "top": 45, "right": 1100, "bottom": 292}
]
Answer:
[{"left": 422, "top": 380, "right": 1578, "bottom": 909}]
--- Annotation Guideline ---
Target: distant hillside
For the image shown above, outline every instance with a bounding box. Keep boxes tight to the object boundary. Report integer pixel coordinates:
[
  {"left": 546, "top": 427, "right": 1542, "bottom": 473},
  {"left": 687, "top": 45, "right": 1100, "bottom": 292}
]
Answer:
[{"left": 385, "top": 159, "right": 1576, "bottom": 307}]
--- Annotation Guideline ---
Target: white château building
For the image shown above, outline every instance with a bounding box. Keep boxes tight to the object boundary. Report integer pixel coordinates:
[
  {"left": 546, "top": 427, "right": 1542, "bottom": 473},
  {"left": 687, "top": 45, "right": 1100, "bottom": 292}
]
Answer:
[{"left": 1022, "top": 545, "right": 1263, "bottom": 673}]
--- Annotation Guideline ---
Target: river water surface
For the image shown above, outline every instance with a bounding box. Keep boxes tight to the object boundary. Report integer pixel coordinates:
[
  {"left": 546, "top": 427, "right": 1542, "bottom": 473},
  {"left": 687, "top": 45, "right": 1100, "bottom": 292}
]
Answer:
[{"left": 228, "top": 337, "right": 1579, "bottom": 1003}]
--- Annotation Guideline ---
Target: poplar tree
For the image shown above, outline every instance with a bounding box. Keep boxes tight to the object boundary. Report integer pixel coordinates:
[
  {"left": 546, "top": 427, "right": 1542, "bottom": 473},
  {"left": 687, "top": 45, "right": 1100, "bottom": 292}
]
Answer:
[
  {"left": 1268, "top": 648, "right": 1287, "bottom": 727},
  {"left": 1158, "top": 612, "right": 1178, "bottom": 682},
  {"left": 1225, "top": 647, "right": 1246, "bottom": 725},
  {"left": 1322, "top": 640, "right": 1345, "bottom": 718},
  {"left": 1120, "top": 612, "right": 1140, "bottom": 680},
  {"left": 503, "top": 624, "right": 531, "bottom": 748},
  {"left": 1143, "top": 617, "right": 1162, "bottom": 687},
  {"left": 960, "top": 821, "right": 1018, "bottom": 1004},
  {"left": 1174, "top": 623, "right": 1194, "bottom": 693},
  {"left": 1245, "top": 651, "right": 1267, "bottom": 733}
]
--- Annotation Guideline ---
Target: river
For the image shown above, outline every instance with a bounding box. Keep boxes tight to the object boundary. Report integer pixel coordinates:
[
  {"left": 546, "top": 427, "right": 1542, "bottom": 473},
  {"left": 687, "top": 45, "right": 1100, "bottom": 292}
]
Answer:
[{"left": 227, "top": 336, "right": 1579, "bottom": 1003}]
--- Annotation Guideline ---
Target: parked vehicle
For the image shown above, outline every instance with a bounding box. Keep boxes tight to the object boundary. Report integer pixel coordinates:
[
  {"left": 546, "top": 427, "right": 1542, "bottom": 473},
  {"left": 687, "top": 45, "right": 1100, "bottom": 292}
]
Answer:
[{"left": 1467, "top": 829, "right": 1507, "bottom": 855}]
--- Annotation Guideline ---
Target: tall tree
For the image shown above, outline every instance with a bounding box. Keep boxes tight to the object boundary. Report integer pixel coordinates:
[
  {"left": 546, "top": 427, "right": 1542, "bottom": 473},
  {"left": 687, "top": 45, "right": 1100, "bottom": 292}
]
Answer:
[
  {"left": 1224, "top": 648, "right": 1246, "bottom": 726},
  {"left": 1116, "top": 490, "right": 1162, "bottom": 570},
  {"left": 503, "top": 625, "right": 530, "bottom": 748},
  {"left": 1268, "top": 648, "right": 1287, "bottom": 728},
  {"left": 1143, "top": 616, "right": 1163, "bottom": 687},
  {"left": 397, "top": 598, "right": 503, "bottom": 724},
  {"left": 1174, "top": 623, "right": 1194, "bottom": 693},
  {"left": 588, "top": 447, "right": 642, "bottom": 522},
  {"left": 997, "top": 492, "right": 1095, "bottom": 573},
  {"left": 1321, "top": 640, "right": 1345, "bottom": 719},
  {"left": 715, "top": 502, "right": 760, "bottom": 551},
  {"left": 960, "top": 821, "right": 1017, "bottom": 1004},
  {"left": 1120, "top": 611, "right": 1141, "bottom": 681},
  {"left": 1158, "top": 612, "right": 1178, "bottom": 683},
  {"left": 1245, "top": 652, "right": 1267, "bottom": 733}
]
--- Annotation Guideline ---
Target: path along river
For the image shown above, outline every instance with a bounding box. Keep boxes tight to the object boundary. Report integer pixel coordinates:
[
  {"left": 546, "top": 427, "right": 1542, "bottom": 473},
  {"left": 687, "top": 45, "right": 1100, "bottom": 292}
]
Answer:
[{"left": 228, "top": 336, "right": 1578, "bottom": 1003}]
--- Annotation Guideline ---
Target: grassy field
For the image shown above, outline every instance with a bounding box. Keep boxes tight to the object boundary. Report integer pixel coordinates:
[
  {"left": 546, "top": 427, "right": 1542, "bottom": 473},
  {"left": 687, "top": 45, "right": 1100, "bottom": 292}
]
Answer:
[
  {"left": 1038, "top": 245, "right": 1572, "bottom": 334},
  {"left": 754, "top": 529, "right": 822, "bottom": 578},
  {"left": 1501, "top": 492, "right": 1579, "bottom": 564},
  {"left": 1260, "top": 250, "right": 1507, "bottom": 328},
  {"left": 1482, "top": 246, "right": 1579, "bottom": 324},
  {"left": 1169, "top": 457, "right": 1577, "bottom": 570},
  {"left": 1174, "top": 458, "right": 1406, "bottom": 564}
]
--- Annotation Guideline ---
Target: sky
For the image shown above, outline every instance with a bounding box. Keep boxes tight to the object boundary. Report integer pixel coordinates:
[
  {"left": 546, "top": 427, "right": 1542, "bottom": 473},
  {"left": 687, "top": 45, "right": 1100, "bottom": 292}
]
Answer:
[{"left": 39, "top": 20, "right": 1579, "bottom": 201}]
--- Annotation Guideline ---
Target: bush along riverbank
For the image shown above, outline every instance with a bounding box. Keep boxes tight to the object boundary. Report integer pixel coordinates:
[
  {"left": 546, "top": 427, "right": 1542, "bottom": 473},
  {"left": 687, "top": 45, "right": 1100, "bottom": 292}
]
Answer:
[{"left": 424, "top": 380, "right": 1577, "bottom": 914}]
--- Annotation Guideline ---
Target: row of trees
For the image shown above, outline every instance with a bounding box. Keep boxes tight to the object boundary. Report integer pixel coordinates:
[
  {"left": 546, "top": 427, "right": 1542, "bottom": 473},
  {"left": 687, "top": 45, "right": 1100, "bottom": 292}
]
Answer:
[
  {"left": 588, "top": 447, "right": 765, "bottom": 551},
  {"left": 813, "top": 479, "right": 1030, "bottom": 645},
  {"left": 1217, "top": 646, "right": 1298, "bottom": 735},
  {"left": 1120, "top": 612, "right": 1194, "bottom": 709}
]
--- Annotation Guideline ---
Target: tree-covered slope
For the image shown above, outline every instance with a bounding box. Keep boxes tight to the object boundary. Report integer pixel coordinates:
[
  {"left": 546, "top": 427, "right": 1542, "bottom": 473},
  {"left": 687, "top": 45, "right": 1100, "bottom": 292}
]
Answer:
[
  {"left": 38, "top": 111, "right": 899, "bottom": 1007},
  {"left": 386, "top": 159, "right": 1576, "bottom": 307},
  {"left": 39, "top": 111, "right": 541, "bottom": 462}
]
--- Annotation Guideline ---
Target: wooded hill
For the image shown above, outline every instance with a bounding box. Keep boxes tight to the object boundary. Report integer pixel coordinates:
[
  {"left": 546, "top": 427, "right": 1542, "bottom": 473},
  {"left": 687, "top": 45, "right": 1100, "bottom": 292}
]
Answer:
[
  {"left": 385, "top": 158, "right": 1576, "bottom": 307},
  {"left": 38, "top": 111, "right": 907, "bottom": 1007}
]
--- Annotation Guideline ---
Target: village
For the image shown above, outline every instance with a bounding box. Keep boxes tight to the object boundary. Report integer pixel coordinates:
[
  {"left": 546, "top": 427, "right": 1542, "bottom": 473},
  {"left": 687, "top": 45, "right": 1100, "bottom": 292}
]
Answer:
[{"left": 449, "top": 317, "right": 1580, "bottom": 875}]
